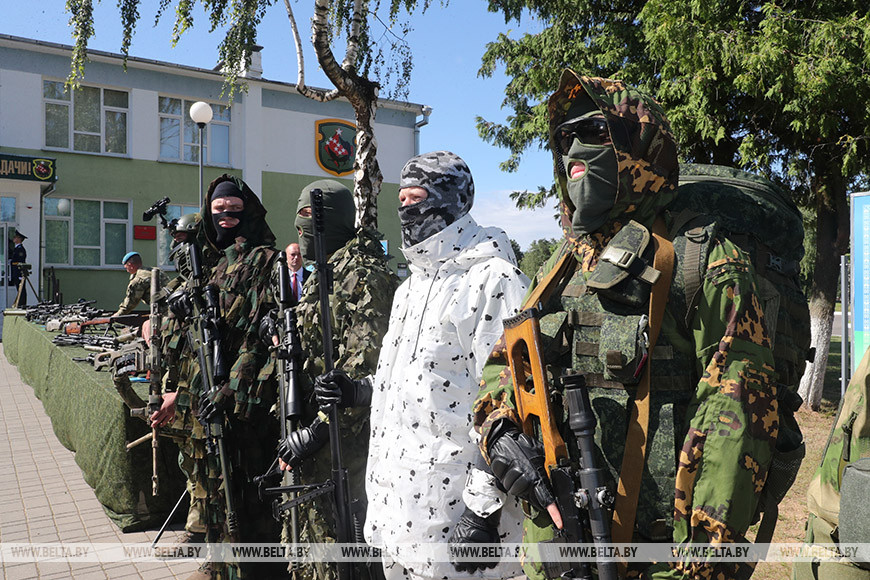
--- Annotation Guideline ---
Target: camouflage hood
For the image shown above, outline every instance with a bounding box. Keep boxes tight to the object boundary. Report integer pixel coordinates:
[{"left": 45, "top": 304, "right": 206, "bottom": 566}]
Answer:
[
  {"left": 548, "top": 71, "right": 679, "bottom": 271},
  {"left": 200, "top": 174, "right": 276, "bottom": 251}
]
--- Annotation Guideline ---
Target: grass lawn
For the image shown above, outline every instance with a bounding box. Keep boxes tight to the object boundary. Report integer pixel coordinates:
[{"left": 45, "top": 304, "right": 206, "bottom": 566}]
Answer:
[{"left": 751, "top": 337, "right": 845, "bottom": 580}]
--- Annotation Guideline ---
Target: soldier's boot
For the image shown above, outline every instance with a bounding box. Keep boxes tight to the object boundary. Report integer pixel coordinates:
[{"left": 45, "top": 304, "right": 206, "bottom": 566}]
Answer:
[{"left": 186, "top": 562, "right": 216, "bottom": 580}]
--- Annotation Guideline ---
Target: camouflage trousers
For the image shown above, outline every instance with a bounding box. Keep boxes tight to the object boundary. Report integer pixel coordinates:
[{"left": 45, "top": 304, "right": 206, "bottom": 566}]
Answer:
[
  {"left": 178, "top": 435, "right": 207, "bottom": 534},
  {"left": 284, "top": 420, "right": 383, "bottom": 580},
  {"left": 199, "top": 407, "right": 285, "bottom": 580}
]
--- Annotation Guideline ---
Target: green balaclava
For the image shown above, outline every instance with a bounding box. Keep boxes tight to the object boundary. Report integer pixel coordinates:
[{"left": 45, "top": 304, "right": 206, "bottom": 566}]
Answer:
[
  {"left": 557, "top": 96, "right": 619, "bottom": 235},
  {"left": 295, "top": 180, "right": 356, "bottom": 260}
]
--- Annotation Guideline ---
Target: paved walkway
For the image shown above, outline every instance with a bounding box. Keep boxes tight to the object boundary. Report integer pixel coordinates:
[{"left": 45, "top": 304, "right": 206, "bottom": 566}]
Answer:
[{"left": 0, "top": 344, "right": 198, "bottom": 580}]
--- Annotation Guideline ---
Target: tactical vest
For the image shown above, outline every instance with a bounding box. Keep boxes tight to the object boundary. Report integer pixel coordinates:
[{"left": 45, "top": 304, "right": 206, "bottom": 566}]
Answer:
[{"left": 537, "top": 219, "right": 714, "bottom": 541}]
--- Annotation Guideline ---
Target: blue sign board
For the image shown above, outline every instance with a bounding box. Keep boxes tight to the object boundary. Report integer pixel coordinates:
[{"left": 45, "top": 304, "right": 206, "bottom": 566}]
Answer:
[{"left": 852, "top": 192, "right": 870, "bottom": 372}]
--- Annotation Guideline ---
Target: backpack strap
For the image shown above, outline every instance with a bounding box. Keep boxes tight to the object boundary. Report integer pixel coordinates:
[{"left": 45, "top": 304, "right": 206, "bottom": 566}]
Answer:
[{"left": 611, "top": 217, "right": 674, "bottom": 556}]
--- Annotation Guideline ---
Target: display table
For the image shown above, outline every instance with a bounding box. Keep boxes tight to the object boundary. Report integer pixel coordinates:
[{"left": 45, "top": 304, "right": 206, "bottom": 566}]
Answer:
[{"left": 2, "top": 314, "right": 186, "bottom": 531}]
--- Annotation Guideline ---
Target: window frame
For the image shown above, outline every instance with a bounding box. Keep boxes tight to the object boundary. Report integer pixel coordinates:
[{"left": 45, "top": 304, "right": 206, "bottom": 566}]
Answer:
[
  {"left": 42, "top": 79, "right": 130, "bottom": 157},
  {"left": 157, "top": 96, "right": 231, "bottom": 167},
  {"left": 43, "top": 197, "right": 132, "bottom": 269}
]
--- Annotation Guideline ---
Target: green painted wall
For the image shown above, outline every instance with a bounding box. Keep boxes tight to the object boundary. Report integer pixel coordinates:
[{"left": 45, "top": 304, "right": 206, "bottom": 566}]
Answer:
[
  {"left": 3, "top": 146, "right": 403, "bottom": 308},
  {"left": 3, "top": 146, "right": 238, "bottom": 309},
  {"left": 261, "top": 171, "right": 402, "bottom": 271}
]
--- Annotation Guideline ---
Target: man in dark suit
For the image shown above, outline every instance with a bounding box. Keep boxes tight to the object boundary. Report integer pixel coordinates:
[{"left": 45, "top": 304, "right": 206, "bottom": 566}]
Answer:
[
  {"left": 9, "top": 229, "right": 28, "bottom": 306},
  {"left": 286, "top": 242, "right": 309, "bottom": 302}
]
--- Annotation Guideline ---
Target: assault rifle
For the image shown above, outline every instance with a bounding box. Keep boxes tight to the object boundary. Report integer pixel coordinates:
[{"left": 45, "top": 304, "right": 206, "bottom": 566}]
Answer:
[
  {"left": 254, "top": 250, "right": 305, "bottom": 547},
  {"left": 27, "top": 299, "right": 99, "bottom": 324},
  {"left": 503, "top": 308, "right": 617, "bottom": 580},
  {"left": 148, "top": 268, "right": 164, "bottom": 496},
  {"left": 63, "top": 314, "right": 147, "bottom": 335},
  {"left": 259, "top": 189, "right": 356, "bottom": 580},
  {"left": 182, "top": 241, "right": 239, "bottom": 540}
]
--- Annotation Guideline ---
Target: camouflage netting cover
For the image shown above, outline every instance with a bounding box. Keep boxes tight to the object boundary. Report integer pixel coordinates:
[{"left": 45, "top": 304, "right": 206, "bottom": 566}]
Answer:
[{"left": 3, "top": 315, "right": 185, "bottom": 531}]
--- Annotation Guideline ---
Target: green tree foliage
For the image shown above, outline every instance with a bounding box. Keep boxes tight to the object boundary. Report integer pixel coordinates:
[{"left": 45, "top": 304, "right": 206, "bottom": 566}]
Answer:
[
  {"left": 509, "top": 238, "right": 524, "bottom": 265},
  {"left": 478, "top": 1, "right": 870, "bottom": 409},
  {"left": 519, "top": 237, "right": 559, "bottom": 280},
  {"left": 64, "top": 0, "right": 433, "bottom": 229}
]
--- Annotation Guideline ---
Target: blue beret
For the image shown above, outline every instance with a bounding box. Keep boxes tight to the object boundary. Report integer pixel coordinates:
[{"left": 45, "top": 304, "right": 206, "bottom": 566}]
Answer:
[{"left": 122, "top": 251, "right": 140, "bottom": 265}]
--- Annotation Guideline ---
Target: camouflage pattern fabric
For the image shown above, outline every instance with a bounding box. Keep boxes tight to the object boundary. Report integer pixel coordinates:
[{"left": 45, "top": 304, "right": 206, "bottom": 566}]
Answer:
[
  {"left": 194, "top": 175, "right": 282, "bottom": 580},
  {"left": 473, "top": 72, "right": 778, "bottom": 580},
  {"left": 115, "top": 268, "right": 168, "bottom": 316},
  {"left": 397, "top": 150, "right": 474, "bottom": 247},
  {"left": 289, "top": 227, "right": 399, "bottom": 580},
  {"left": 793, "top": 345, "right": 870, "bottom": 580}
]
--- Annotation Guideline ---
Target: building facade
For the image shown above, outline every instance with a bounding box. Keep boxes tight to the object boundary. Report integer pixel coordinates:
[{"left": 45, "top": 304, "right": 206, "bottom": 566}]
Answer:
[{"left": 0, "top": 34, "right": 424, "bottom": 315}]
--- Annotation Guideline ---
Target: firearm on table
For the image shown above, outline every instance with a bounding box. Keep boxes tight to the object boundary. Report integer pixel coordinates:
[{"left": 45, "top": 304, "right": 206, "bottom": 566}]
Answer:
[
  {"left": 502, "top": 308, "right": 616, "bottom": 580},
  {"left": 178, "top": 241, "right": 239, "bottom": 540}
]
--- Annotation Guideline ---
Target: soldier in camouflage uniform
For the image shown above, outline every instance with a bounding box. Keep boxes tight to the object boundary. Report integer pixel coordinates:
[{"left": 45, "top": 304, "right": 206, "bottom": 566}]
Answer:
[
  {"left": 189, "top": 174, "right": 282, "bottom": 580},
  {"left": 114, "top": 252, "right": 167, "bottom": 316},
  {"left": 275, "top": 179, "right": 399, "bottom": 580},
  {"left": 473, "top": 72, "right": 779, "bottom": 579},
  {"left": 793, "top": 343, "right": 870, "bottom": 580},
  {"left": 150, "top": 213, "right": 209, "bottom": 545}
]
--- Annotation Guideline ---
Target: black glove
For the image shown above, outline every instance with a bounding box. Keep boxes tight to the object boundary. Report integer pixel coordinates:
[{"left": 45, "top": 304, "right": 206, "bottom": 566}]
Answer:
[
  {"left": 488, "top": 421, "right": 555, "bottom": 511},
  {"left": 167, "top": 288, "right": 193, "bottom": 322},
  {"left": 196, "top": 387, "right": 234, "bottom": 426},
  {"left": 277, "top": 418, "right": 330, "bottom": 468},
  {"left": 448, "top": 508, "right": 500, "bottom": 573},
  {"left": 314, "top": 369, "right": 372, "bottom": 410},
  {"left": 258, "top": 310, "right": 279, "bottom": 345}
]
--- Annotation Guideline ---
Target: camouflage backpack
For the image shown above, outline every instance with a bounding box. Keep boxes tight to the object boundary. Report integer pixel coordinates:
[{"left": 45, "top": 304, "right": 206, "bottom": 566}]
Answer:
[{"left": 667, "top": 164, "right": 813, "bottom": 539}]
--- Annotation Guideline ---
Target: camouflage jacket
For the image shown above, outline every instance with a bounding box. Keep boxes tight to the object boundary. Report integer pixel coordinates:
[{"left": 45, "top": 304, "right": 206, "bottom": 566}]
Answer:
[
  {"left": 115, "top": 268, "right": 168, "bottom": 315},
  {"left": 295, "top": 227, "right": 400, "bottom": 424},
  {"left": 474, "top": 72, "right": 778, "bottom": 580},
  {"left": 207, "top": 238, "right": 279, "bottom": 420}
]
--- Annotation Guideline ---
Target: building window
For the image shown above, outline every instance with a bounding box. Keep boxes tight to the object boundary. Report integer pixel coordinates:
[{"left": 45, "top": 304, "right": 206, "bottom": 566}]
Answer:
[
  {"left": 159, "top": 98, "right": 230, "bottom": 165},
  {"left": 1, "top": 197, "right": 16, "bottom": 223},
  {"left": 44, "top": 198, "right": 130, "bottom": 267},
  {"left": 158, "top": 203, "right": 199, "bottom": 268},
  {"left": 43, "top": 80, "right": 128, "bottom": 155}
]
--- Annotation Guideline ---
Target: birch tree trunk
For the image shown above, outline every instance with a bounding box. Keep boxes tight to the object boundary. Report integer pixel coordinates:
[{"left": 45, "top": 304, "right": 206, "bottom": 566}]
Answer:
[{"left": 798, "top": 163, "right": 848, "bottom": 410}]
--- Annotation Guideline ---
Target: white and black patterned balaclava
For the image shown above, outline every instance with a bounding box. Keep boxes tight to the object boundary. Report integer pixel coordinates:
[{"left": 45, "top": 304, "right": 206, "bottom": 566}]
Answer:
[{"left": 397, "top": 150, "right": 474, "bottom": 247}]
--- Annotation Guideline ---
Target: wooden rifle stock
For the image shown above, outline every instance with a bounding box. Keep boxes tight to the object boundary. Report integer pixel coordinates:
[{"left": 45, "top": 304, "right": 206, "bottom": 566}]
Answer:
[
  {"left": 502, "top": 308, "right": 616, "bottom": 580},
  {"left": 502, "top": 308, "right": 567, "bottom": 475}
]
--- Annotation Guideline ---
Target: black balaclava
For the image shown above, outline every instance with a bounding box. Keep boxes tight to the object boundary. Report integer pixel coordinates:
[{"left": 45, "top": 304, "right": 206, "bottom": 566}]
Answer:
[
  {"left": 558, "top": 97, "right": 619, "bottom": 235},
  {"left": 211, "top": 180, "right": 248, "bottom": 249},
  {"left": 295, "top": 180, "right": 356, "bottom": 260},
  {"left": 397, "top": 150, "right": 474, "bottom": 247}
]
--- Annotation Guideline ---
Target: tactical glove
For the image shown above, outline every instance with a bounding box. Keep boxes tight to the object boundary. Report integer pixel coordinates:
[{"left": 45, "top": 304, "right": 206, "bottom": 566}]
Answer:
[
  {"left": 277, "top": 418, "right": 330, "bottom": 468},
  {"left": 258, "top": 310, "right": 279, "bottom": 345},
  {"left": 167, "top": 288, "right": 193, "bottom": 322},
  {"left": 448, "top": 508, "right": 501, "bottom": 573},
  {"left": 196, "top": 386, "right": 234, "bottom": 425},
  {"left": 314, "top": 369, "right": 373, "bottom": 410},
  {"left": 488, "top": 421, "right": 555, "bottom": 512}
]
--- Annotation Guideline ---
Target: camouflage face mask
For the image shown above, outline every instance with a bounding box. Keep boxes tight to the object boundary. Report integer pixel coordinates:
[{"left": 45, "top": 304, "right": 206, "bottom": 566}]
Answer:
[
  {"left": 397, "top": 150, "right": 474, "bottom": 247},
  {"left": 295, "top": 180, "right": 356, "bottom": 260},
  {"left": 559, "top": 109, "right": 618, "bottom": 235}
]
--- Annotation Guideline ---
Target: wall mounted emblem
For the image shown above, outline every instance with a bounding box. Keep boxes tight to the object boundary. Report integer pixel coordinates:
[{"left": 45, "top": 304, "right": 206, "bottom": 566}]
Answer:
[{"left": 315, "top": 119, "right": 356, "bottom": 177}]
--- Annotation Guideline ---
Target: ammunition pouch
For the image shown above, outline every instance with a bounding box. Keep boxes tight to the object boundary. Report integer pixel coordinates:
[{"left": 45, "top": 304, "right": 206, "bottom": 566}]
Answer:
[{"left": 839, "top": 458, "right": 870, "bottom": 569}]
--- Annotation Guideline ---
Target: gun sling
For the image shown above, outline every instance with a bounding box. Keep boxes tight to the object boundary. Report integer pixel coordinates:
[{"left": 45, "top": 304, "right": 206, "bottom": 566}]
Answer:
[{"left": 610, "top": 217, "right": 674, "bottom": 551}]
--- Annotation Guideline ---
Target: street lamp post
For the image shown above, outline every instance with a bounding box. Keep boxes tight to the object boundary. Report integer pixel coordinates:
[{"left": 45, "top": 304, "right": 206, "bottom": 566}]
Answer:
[{"left": 189, "top": 101, "right": 213, "bottom": 206}]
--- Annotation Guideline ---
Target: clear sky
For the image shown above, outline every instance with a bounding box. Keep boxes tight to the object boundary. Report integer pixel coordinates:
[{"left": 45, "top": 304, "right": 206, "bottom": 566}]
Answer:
[{"left": 0, "top": 1, "right": 562, "bottom": 250}]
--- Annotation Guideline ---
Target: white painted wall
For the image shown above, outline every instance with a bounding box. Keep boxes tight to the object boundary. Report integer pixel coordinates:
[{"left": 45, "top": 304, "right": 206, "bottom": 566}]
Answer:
[{"left": 0, "top": 69, "right": 42, "bottom": 150}]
